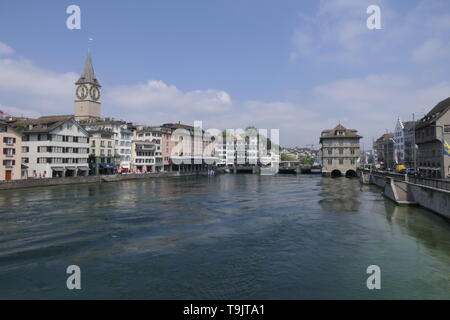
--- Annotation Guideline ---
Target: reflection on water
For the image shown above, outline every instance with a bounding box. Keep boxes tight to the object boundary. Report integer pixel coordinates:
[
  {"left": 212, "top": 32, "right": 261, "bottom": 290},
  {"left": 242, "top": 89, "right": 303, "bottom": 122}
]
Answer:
[
  {"left": 0, "top": 174, "right": 449, "bottom": 299},
  {"left": 318, "top": 177, "right": 362, "bottom": 212}
]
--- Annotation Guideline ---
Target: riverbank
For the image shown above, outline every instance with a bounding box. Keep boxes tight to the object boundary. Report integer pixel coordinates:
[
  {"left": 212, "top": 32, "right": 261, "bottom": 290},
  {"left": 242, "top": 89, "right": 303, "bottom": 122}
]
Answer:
[
  {"left": 359, "top": 170, "right": 450, "bottom": 221},
  {"left": 0, "top": 171, "right": 204, "bottom": 191}
]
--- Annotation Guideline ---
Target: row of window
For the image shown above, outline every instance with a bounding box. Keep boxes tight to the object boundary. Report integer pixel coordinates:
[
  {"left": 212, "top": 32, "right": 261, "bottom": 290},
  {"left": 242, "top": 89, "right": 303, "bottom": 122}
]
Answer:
[
  {"left": 325, "top": 148, "right": 358, "bottom": 155},
  {"left": 92, "top": 149, "right": 113, "bottom": 156},
  {"left": 136, "top": 152, "right": 155, "bottom": 157},
  {"left": 327, "top": 159, "right": 356, "bottom": 165},
  {"left": 36, "top": 158, "right": 88, "bottom": 164},
  {"left": 134, "top": 159, "right": 155, "bottom": 164},
  {"left": 91, "top": 140, "right": 113, "bottom": 148},
  {"left": 22, "top": 134, "right": 89, "bottom": 143},
  {"left": 37, "top": 146, "right": 89, "bottom": 154}
]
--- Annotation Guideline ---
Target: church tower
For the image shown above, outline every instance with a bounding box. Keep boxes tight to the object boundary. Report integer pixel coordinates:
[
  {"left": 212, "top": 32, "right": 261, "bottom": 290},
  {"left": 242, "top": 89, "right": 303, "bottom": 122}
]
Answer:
[{"left": 74, "top": 51, "right": 101, "bottom": 122}]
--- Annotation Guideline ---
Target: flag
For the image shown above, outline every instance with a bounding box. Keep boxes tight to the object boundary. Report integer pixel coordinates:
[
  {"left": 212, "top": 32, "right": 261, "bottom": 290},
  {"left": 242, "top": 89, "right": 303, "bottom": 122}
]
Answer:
[{"left": 443, "top": 138, "right": 450, "bottom": 156}]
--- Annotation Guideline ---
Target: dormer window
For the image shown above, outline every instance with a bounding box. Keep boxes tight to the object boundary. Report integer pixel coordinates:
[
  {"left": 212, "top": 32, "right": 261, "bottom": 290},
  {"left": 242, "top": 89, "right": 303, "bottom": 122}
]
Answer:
[{"left": 336, "top": 131, "right": 344, "bottom": 136}]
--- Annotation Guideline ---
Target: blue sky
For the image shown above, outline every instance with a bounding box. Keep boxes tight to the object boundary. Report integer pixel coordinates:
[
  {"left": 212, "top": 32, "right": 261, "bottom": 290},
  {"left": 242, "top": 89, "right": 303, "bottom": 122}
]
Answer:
[{"left": 1, "top": 0, "right": 450, "bottom": 146}]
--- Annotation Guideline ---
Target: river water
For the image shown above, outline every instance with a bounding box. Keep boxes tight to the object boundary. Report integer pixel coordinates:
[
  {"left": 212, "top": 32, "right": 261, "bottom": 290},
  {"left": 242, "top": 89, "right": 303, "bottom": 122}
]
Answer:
[{"left": 0, "top": 174, "right": 449, "bottom": 299}]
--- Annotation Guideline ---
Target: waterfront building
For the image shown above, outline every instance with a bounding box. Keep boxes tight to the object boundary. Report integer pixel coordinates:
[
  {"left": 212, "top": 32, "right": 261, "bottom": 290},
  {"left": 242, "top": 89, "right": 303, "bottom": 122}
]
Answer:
[
  {"left": 131, "top": 140, "right": 157, "bottom": 172},
  {"left": 82, "top": 119, "right": 133, "bottom": 172},
  {"left": 393, "top": 119, "right": 405, "bottom": 164},
  {"left": 319, "top": 124, "right": 362, "bottom": 177},
  {"left": 415, "top": 97, "right": 450, "bottom": 178},
  {"left": 133, "top": 126, "right": 172, "bottom": 172},
  {"left": 374, "top": 133, "right": 395, "bottom": 170},
  {"left": 88, "top": 130, "right": 116, "bottom": 175},
  {"left": 0, "top": 120, "right": 22, "bottom": 181},
  {"left": 11, "top": 116, "right": 90, "bottom": 178},
  {"left": 74, "top": 52, "right": 102, "bottom": 122},
  {"left": 393, "top": 119, "right": 416, "bottom": 168},
  {"left": 215, "top": 128, "right": 270, "bottom": 167},
  {"left": 403, "top": 121, "right": 416, "bottom": 169},
  {"left": 161, "top": 122, "right": 216, "bottom": 171}
]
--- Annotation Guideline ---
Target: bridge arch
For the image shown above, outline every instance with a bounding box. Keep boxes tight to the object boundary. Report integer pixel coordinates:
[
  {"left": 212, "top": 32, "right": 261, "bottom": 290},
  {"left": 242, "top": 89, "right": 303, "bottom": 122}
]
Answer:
[
  {"left": 331, "top": 169, "right": 342, "bottom": 177},
  {"left": 345, "top": 169, "right": 357, "bottom": 178}
]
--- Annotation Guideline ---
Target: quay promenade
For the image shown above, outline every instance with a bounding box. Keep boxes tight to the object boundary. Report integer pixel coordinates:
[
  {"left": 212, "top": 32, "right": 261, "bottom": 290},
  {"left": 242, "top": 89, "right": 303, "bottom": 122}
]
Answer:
[{"left": 359, "top": 169, "right": 450, "bottom": 220}]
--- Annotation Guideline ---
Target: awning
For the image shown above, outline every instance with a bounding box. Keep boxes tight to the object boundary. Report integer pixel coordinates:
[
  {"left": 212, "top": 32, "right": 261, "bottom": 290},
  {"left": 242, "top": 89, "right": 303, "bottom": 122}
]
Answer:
[
  {"left": 77, "top": 166, "right": 89, "bottom": 171},
  {"left": 99, "top": 164, "right": 115, "bottom": 169},
  {"left": 66, "top": 166, "right": 76, "bottom": 170},
  {"left": 51, "top": 167, "right": 64, "bottom": 172}
]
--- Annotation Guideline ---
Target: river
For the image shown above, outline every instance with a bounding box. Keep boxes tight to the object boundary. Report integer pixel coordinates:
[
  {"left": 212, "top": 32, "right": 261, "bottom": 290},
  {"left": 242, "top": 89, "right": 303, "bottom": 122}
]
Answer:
[{"left": 0, "top": 174, "right": 449, "bottom": 299}]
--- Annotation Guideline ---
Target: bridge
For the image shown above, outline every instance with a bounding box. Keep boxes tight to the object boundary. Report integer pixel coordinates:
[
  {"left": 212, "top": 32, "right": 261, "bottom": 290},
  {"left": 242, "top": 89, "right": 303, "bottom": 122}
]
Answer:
[{"left": 279, "top": 162, "right": 322, "bottom": 174}]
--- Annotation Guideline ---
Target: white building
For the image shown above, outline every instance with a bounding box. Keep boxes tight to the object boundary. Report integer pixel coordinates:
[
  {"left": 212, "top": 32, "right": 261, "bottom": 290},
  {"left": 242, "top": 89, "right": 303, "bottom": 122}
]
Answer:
[
  {"left": 393, "top": 118, "right": 405, "bottom": 164},
  {"left": 215, "top": 128, "right": 270, "bottom": 166},
  {"left": 133, "top": 126, "right": 165, "bottom": 172},
  {"left": 12, "top": 116, "right": 90, "bottom": 178}
]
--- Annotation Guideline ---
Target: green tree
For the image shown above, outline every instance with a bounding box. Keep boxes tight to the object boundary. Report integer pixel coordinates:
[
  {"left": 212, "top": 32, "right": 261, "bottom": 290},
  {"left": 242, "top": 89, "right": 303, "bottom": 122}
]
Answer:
[
  {"left": 298, "top": 155, "right": 314, "bottom": 165},
  {"left": 281, "top": 153, "right": 297, "bottom": 161}
]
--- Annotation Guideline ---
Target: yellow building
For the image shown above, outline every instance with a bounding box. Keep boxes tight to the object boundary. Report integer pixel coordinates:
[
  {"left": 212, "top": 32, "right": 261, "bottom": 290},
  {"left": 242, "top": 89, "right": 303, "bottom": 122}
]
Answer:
[{"left": 0, "top": 120, "right": 22, "bottom": 181}]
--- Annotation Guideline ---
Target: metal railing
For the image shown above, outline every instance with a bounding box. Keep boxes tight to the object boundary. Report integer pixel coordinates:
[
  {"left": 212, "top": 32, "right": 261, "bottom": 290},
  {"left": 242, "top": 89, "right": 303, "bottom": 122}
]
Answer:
[
  {"left": 409, "top": 177, "right": 450, "bottom": 191},
  {"left": 361, "top": 168, "right": 450, "bottom": 191}
]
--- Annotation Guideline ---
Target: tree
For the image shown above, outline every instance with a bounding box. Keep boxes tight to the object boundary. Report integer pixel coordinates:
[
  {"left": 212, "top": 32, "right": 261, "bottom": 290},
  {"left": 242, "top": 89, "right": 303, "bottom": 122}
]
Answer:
[
  {"left": 298, "top": 155, "right": 314, "bottom": 165},
  {"left": 281, "top": 153, "right": 297, "bottom": 161}
]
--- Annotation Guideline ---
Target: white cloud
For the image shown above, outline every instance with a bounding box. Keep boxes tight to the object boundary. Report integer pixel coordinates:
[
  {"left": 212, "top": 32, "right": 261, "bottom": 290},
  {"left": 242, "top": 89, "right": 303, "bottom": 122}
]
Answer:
[
  {"left": 0, "top": 104, "right": 41, "bottom": 118},
  {"left": 0, "top": 38, "right": 448, "bottom": 147},
  {"left": 0, "top": 41, "right": 14, "bottom": 55},
  {"left": 106, "top": 80, "right": 232, "bottom": 115}
]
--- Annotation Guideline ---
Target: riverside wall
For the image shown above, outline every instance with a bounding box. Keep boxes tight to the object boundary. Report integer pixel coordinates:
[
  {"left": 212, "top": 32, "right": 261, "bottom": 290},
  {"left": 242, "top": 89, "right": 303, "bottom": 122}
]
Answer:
[
  {"left": 359, "top": 170, "right": 450, "bottom": 220},
  {"left": 0, "top": 171, "right": 200, "bottom": 191}
]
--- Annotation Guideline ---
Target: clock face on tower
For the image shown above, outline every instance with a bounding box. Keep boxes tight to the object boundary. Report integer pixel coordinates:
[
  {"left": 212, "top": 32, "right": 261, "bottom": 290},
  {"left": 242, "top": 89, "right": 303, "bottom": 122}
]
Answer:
[
  {"left": 90, "top": 86, "right": 100, "bottom": 101},
  {"left": 76, "top": 85, "right": 88, "bottom": 100}
]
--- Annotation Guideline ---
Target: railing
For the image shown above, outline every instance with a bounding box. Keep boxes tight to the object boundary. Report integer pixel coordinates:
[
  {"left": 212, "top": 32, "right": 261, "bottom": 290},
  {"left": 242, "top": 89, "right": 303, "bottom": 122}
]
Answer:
[
  {"left": 361, "top": 169, "right": 450, "bottom": 191},
  {"left": 409, "top": 177, "right": 450, "bottom": 191}
]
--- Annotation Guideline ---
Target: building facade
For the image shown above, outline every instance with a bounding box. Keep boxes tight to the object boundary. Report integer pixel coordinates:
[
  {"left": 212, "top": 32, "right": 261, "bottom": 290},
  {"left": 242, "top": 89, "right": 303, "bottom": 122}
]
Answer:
[
  {"left": 215, "top": 128, "right": 269, "bottom": 167},
  {"left": 403, "top": 121, "right": 416, "bottom": 169},
  {"left": 374, "top": 133, "right": 395, "bottom": 170},
  {"left": 393, "top": 119, "right": 416, "bottom": 168},
  {"left": 415, "top": 97, "right": 450, "bottom": 179},
  {"left": 88, "top": 130, "right": 116, "bottom": 175},
  {"left": 162, "top": 123, "right": 216, "bottom": 171},
  {"left": 12, "top": 116, "right": 90, "bottom": 178},
  {"left": 0, "top": 120, "right": 22, "bottom": 181},
  {"left": 320, "top": 124, "right": 362, "bottom": 177},
  {"left": 82, "top": 120, "right": 133, "bottom": 172}
]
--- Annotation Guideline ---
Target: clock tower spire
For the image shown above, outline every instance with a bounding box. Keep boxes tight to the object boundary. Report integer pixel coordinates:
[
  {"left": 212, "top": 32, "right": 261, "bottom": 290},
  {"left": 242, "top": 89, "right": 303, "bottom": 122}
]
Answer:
[{"left": 74, "top": 51, "right": 102, "bottom": 122}]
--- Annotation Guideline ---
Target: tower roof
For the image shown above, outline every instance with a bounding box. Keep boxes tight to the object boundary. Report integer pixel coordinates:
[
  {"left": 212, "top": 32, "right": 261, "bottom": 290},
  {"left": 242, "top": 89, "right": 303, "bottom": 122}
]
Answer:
[{"left": 75, "top": 51, "right": 101, "bottom": 86}]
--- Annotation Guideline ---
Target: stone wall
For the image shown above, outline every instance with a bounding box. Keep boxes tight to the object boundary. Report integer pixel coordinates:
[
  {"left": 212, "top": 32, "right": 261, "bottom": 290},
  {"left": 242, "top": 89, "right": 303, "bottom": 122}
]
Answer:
[
  {"left": 0, "top": 171, "right": 199, "bottom": 191},
  {"left": 407, "top": 183, "right": 450, "bottom": 220},
  {"left": 362, "top": 170, "right": 450, "bottom": 220}
]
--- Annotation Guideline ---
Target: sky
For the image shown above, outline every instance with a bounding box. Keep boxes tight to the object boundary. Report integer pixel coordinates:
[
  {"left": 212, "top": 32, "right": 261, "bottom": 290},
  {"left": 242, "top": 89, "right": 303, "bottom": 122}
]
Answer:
[{"left": 0, "top": 0, "right": 449, "bottom": 147}]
